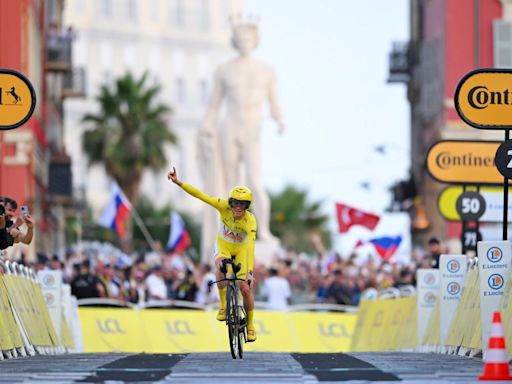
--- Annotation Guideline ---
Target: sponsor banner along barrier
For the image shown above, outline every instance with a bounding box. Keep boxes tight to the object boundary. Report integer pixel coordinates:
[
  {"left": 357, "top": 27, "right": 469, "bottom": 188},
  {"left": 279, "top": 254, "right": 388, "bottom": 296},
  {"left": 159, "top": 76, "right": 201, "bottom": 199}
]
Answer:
[
  {"left": 477, "top": 241, "right": 511, "bottom": 356},
  {"left": 439, "top": 255, "right": 467, "bottom": 347},
  {"left": 0, "top": 260, "right": 72, "bottom": 358},
  {"left": 78, "top": 308, "right": 356, "bottom": 353},
  {"left": 350, "top": 296, "right": 416, "bottom": 352},
  {"left": 445, "top": 265, "right": 481, "bottom": 354},
  {"left": 497, "top": 271, "right": 512, "bottom": 357},
  {"left": 416, "top": 269, "right": 439, "bottom": 346}
]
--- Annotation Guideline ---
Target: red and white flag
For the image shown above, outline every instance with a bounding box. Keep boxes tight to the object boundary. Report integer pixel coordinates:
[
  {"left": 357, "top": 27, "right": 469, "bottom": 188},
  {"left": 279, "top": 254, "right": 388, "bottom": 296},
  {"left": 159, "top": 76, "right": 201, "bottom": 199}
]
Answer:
[{"left": 335, "top": 203, "right": 380, "bottom": 233}]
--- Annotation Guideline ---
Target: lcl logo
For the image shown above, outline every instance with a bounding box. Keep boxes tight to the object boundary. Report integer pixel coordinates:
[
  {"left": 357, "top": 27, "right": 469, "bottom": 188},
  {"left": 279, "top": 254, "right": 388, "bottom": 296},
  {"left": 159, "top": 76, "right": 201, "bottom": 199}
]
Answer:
[
  {"left": 254, "top": 320, "right": 270, "bottom": 335},
  {"left": 372, "top": 310, "right": 383, "bottom": 327},
  {"left": 97, "top": 318, "right": 126, "bottom": 334},
  {"left": 166, "top": 320, "right": 195, "bottom": 335},
  {"left": 319, "top": 323, "right": 350, "bottom": 338}
]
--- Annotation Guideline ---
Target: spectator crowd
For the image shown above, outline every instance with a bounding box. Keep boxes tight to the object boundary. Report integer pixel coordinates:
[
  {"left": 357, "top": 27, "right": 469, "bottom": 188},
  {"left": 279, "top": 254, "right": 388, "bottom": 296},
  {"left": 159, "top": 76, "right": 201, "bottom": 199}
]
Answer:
[{"left": 8, "top": 235, "right": 446, "bottom": 310}]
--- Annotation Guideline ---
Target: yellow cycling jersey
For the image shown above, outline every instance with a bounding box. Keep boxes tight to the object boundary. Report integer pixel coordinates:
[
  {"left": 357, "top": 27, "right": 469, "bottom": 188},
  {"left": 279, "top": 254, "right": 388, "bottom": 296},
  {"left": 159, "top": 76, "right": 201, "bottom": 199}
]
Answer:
[{"left": 180, "top": 182, "right": 257, "bottom": 272}]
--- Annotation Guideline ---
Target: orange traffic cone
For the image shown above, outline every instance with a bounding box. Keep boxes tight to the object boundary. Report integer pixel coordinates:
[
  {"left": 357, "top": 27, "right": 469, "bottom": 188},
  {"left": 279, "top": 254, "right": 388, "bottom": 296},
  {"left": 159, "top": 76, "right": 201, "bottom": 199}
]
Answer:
[{"left": 479, "top": 311, "right": 512, "bottom": 381}]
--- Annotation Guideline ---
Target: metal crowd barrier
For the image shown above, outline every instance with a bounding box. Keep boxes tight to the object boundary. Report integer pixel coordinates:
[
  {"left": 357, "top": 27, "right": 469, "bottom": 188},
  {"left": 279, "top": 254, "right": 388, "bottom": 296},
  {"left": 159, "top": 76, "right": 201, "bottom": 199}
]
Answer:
[{"left": 76, "top": 298, "right": 357, "bottom": 312}]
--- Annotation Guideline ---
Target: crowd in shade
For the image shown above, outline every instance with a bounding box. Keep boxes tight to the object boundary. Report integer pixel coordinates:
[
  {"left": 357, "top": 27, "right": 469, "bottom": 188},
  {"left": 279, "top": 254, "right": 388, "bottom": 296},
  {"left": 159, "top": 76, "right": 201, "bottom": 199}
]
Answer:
[{"left": 16, "top": 237, "right": 444, "bottom": 309}]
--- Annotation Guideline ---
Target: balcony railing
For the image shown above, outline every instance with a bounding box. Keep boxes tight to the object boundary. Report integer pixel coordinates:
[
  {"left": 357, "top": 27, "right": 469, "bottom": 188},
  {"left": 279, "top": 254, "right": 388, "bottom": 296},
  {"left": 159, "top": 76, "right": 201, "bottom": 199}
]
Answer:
[
  {"left": 388, "top": 41, "right": 411, "bottom": 83},
  {"left": 46, "top": 34, "right": 72, "bottom": 72},
  {"left": 62, "top": 67, "right": 86, "bottom": 98}
]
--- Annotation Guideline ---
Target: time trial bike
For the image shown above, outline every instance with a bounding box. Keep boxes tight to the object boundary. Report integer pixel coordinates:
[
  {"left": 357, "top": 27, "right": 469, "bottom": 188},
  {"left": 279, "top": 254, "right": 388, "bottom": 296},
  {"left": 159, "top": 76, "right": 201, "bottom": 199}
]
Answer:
[{"left": 209, "top": 257, "right": 247, "bottom": 359}]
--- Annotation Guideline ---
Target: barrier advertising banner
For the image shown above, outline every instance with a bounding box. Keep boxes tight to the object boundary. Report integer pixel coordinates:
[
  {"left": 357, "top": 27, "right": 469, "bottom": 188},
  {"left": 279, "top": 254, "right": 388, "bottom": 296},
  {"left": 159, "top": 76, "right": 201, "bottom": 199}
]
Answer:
[
  {"left": 416, "top": 269, "right": 440, "bottom": 346},
  {"left": 37, "top": 270, "right": 62, "bottom": 341},
  {"left": 439, "top": 255, "right": 468, "bottom": 346},
  {"left": 79, "top": 308, "right": 356, "bottom": 353},
  {"left": 478, "top": 241, "right": 512, "bottom": 355}
]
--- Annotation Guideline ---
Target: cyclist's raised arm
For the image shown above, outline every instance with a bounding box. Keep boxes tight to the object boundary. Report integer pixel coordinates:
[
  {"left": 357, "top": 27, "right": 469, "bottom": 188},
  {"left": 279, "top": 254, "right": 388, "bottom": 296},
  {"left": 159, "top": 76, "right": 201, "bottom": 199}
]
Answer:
[
  {"left": 180, "top": 183, "right": 227, "bottom": 210},
  {"left": 168, "top": 166, "right": 227, "bottom": 210}
]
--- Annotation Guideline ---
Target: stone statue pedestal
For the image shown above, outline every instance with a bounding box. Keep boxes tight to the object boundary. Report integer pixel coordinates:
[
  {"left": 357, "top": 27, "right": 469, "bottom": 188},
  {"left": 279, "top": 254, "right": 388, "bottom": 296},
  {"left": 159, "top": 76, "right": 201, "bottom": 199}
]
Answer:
[{"left": 255, "top": 239, "right": 282, "bottom": 267}]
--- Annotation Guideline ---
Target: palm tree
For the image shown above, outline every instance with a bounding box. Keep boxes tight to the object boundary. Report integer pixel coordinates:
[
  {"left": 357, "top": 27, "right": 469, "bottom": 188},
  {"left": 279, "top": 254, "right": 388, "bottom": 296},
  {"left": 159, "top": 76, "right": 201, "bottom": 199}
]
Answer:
[
  {"left": 270, "top": 185, "right": 332, "bottom": 253},
  {"left": 82, "top": 72, "right": 176, "bottom": 204}
]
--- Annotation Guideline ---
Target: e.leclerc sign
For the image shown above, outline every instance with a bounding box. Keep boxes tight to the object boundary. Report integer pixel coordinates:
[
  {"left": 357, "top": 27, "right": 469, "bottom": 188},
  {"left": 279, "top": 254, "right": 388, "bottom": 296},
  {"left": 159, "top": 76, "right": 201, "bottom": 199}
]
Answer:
[
  {"left": 455, "top": 68, "right": 512, "bottom": 129},
  {"left": 426, "top": 140, "right": 502, "bottom": 185},
  {"left": 0, "top": 69, "right": 36, "bottom": 130}
]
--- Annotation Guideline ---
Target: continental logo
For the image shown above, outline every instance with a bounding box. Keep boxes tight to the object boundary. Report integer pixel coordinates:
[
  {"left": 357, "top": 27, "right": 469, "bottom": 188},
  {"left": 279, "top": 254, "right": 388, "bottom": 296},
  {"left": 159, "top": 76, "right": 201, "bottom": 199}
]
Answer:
[
  {"left": 467, "top": 86, "right": 512, "bottom": 110},
  {"left": 426, "top": 140, "right": 502, "bottom": 184},
  {"left": 455, "top": 69, "right": 512, "bottom": 129},
  {"left": 435, "top": 152, "right": 493, "bottom": 169}
]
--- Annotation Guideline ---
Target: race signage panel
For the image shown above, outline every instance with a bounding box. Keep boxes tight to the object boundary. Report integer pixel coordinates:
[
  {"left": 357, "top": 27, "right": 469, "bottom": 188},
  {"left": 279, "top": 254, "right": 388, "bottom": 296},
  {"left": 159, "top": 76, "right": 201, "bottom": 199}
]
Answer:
[
  {"left": 455, "top": 68, "right": 512, "bottom": 129},
  {"left": 0, "top": 69, "right": 36, "bottom": 130},
  {"left": 477, "top": 241, "right": 511, "bottom": 355},
  {"left": 416, "top": 269, "right": 439, "bottom": 346},
  {"left": 455, "top": 191, "right": 486, "bottom": 220},
  {"left": 461, "top": 227, "right": 482, "bottom": 254},
  {"left": 426, "top": 140, "right": 502, "bottom": 184},
  {"left": 495, "top": 140, "right": 512, "bottom": 179},
  {"left": 439, "top": 255, "right": 467, "bottom": 347},
  {"left": 438, "top": 186, "right": 512, "bottom": 222},
  {"left": 37, "top": 270, "right": 62, "bottom": 340}
]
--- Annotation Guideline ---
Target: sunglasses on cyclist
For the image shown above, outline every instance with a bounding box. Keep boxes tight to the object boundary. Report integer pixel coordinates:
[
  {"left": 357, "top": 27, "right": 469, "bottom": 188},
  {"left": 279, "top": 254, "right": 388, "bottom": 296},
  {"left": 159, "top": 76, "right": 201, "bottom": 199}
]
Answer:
[{"left": 229, "top": 198, "right": 250, "bottom": 210}]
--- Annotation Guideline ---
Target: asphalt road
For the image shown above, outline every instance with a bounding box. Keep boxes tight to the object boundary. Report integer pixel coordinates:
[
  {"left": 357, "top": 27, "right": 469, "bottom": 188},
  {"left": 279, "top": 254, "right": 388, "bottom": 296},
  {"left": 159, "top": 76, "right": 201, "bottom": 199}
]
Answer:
[{"left": 0, "top": 351, "right": 504, "bottom": 383}]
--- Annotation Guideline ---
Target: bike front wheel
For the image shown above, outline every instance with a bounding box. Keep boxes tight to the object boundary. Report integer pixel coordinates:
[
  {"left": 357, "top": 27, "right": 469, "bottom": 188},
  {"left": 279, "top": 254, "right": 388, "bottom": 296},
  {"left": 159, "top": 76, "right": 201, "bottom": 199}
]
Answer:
[{"left": 226, "top": 284, "right": 241, "bottom": 359}]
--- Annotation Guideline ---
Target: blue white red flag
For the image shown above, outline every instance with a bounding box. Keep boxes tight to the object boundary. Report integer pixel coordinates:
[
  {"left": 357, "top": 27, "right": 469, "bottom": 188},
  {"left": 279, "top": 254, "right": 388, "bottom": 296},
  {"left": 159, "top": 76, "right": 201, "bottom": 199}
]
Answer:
[
  {"left": 98, "top": 182, "right": 132, "bottom": 238},
  {"left": 166, "top": 212, "right": 191, "bottom": 253},
  {"left": 368, "top": 236, "right": 402, "bottom": 261}
]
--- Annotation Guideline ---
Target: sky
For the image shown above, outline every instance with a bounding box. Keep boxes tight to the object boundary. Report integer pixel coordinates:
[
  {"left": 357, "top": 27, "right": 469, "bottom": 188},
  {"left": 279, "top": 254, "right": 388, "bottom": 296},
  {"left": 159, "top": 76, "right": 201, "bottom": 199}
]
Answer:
[
  {"left": 56, "top": 0, "right": 411, "bottom": 259},
  {"left": 243, "top": 0, "right": 411, "bottom": 250}
]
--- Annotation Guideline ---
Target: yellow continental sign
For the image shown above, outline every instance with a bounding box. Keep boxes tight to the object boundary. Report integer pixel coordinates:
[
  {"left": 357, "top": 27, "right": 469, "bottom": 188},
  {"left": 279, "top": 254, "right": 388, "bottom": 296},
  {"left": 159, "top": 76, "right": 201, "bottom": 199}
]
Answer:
[
  {"left": 455, "top": 69, "right": 512, "bottom": 129},
  {"left": 0, "top": 69, "right": 36, "bottom": 130},
  {"left": 438, "top": 185, "right": 510, "bottom": 222},
  {"left": 426, "top": 140, "right": 502, "bottom": 184}
]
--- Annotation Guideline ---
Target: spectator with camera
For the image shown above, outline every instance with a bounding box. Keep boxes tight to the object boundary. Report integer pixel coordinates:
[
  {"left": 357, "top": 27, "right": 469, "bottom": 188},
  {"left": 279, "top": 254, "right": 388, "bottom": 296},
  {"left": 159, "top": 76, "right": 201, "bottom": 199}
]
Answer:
[
  {"left": 3, "top": 197, "right": 34, "bottom": 246},
  {"left": 0, "top": 198, "right": 14, "bottom": 250}
]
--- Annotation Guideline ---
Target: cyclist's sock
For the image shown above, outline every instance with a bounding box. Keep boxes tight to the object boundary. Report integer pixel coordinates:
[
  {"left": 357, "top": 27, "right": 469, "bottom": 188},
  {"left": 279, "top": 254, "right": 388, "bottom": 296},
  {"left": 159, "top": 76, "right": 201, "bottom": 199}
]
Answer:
[
  {"left": 218, "top": 286, "right": 226, "bottom": 309},
  {"left": 247, "top": 310, "right": 254, "bottom": 328}
]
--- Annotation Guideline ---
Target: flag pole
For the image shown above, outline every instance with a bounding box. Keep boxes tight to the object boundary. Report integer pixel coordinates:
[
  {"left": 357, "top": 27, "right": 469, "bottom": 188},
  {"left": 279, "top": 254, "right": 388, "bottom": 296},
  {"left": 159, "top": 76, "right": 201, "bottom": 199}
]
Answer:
[{"left": 130, "top": 206, "right": 158, "bottom": 253}]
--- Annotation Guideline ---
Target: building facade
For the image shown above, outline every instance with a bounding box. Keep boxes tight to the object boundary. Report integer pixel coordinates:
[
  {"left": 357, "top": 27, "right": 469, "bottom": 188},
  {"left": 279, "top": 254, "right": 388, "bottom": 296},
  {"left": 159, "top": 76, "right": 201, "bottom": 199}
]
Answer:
[
  {"left": 390, "top": 0, "right": 506, "bottom": 250},
  {"left": 0, "top": 0, "right": 78, "bottom": 258},
  {"left": 63, "top": 0, "right": 242, "bottom": 222}
]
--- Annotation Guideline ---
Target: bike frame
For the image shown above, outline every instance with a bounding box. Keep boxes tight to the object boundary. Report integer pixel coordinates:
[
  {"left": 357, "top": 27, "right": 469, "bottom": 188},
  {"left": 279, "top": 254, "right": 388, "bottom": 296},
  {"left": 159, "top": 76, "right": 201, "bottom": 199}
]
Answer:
[{"left": 209, "top": 258, "right": 247, "bottom": 359}]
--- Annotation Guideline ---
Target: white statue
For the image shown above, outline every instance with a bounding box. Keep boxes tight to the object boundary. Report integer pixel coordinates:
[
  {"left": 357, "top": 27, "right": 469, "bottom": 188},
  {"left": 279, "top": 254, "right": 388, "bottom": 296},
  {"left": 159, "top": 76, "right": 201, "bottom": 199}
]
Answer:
[{"left": 198, "top": 16, "right": 285, "bottom": 262}]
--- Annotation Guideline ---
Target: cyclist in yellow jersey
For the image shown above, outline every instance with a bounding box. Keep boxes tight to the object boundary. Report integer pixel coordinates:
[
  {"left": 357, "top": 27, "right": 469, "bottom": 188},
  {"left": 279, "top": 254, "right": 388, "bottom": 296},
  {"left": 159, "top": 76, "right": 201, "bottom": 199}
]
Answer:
[{"left": 168, "top": 166, "right": 258, "bottom": 342}]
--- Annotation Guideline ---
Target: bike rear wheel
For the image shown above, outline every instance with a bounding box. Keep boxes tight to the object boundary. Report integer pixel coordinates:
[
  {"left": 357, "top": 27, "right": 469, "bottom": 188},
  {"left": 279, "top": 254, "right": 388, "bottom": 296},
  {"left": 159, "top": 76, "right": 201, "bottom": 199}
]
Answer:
[{"left": 226, "top": 283, "right": 241, "bottom": 359}]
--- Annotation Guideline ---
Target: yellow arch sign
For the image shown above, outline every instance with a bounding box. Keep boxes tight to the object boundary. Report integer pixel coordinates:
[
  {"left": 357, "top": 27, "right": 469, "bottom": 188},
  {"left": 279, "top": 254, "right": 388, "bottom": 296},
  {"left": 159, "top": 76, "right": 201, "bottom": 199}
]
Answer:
[
  {"left": 0, "top": 69, "right": 36, "bottom": 130},
  {"left": 438, "top": 186, "right": 505, "bottom": 221},
  {"left": 426, "top": 140, "right": 502, "bottom": 185},
  {"left": 455, "top": 69, "right": 512, "bottom": 129}
]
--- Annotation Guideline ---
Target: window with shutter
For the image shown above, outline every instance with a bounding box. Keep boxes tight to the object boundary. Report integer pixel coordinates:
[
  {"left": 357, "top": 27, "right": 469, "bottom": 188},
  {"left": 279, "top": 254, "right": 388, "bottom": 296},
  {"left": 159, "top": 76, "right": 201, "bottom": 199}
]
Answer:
[{"left": 493, "top": 20, "right": 512, "bottom": 68}]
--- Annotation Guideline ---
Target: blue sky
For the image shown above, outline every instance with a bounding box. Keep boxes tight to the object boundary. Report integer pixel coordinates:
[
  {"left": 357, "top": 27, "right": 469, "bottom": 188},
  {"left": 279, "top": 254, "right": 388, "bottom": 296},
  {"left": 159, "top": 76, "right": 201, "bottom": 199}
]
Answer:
[{"left": 243, "top": 0, "right": 410, "bottom": 227}]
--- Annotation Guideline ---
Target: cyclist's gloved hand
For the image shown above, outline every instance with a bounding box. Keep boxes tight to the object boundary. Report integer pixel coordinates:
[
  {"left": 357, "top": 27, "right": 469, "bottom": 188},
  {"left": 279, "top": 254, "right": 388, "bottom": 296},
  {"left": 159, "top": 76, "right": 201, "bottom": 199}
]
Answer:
[{"left": 247, "top": 270, "right": 255, "bottom": 289}]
